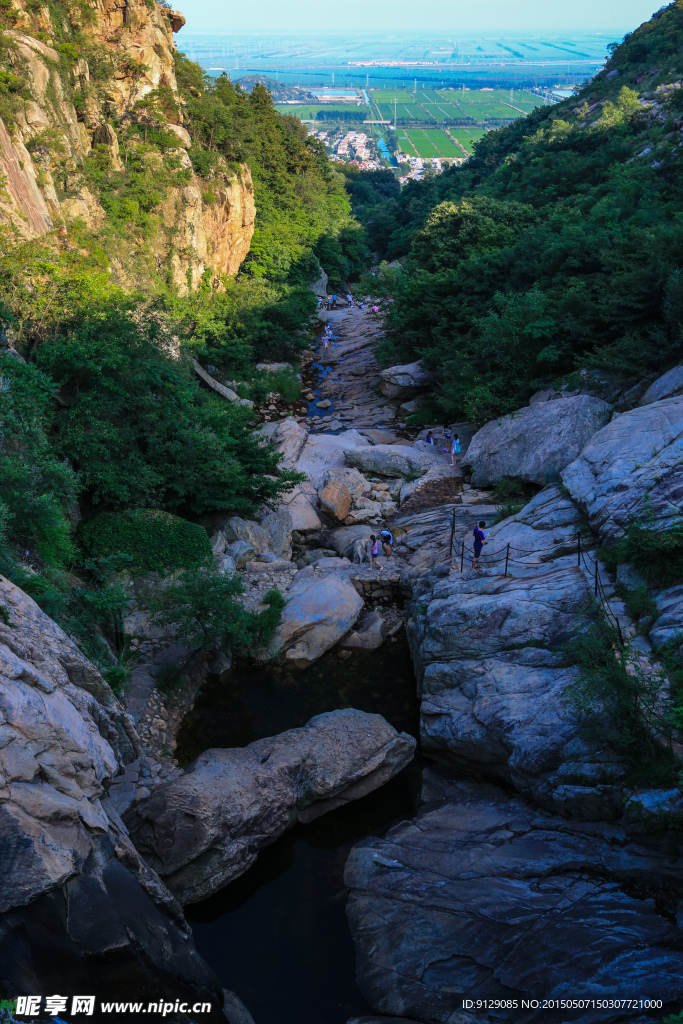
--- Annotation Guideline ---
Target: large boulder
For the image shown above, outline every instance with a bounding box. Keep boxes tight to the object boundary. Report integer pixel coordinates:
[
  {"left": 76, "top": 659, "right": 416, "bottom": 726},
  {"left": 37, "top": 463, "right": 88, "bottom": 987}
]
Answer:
[
  {"left": 259, "top": 415, "right": 308, "bottom": 471},
  {"left": 328, "top": 525, "right": 374, "bottom": 560},
  {"left": 318, "top": 479, "right": 352, "bottom": 521},
  {"left": 346, "top": 444, "right": 437, "bottom": 480},
  {"left": 325, "top": 466, "right": 371, "bottom": 502},
  {"left": 338, "top": 611, "right": 387, "bottom": 650},
  {"left": 462, "top": 395, "right": 612, "bottom": 488},
  {"left": 222, "top": 510, "right": 292, "bottom": 560},
  {"left": 639, "top": 365, "right": 683, "bottom": 407},
  {"left": 345, "top": 776, "right": 683, "bottom": 1024},
  {"left": 379, "top": 361, "right": 434, "bottom": 400},
  {"left": 292, "top": 430, "right": 370, "bottom": 489},
  {"left": 278, "top": 482, "right": 321, "bottom": 532},
  {"left": 562, "top": 396, "right": 683, "bottom": 537},
  {"left": 0, "top": 577, "right": 232, "bottom": 1014},
  {"left": 127, "top": 710, "right": 416, "bottom": 904},
  {"left": 268, "top": 573, "right": 364, "bottom": 667}
]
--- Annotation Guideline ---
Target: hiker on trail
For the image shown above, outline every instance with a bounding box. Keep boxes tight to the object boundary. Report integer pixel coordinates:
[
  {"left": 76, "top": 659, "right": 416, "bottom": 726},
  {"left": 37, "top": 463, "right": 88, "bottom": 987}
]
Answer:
[
  {"left": 372, "top": 305, "right": 379, "bottom": 313},
  {"left": 472, "top": 520, "right": 486, "bottom": 570},
  {"left": 347, "top": 293, "right": 353, "bottom": 306},
  {"left": 380, "top": 528, "right": 393, "bottom": 558},
  {"left": 442, "top": 424, "right": 452, "bottom": 451},
  {"left": 327, "top": 296, "right": 333, "bottom": 311},
  {"left": 332, "top": 294, "right": 337, "bottom": 307},
  {"left": 360, "top": 300, "right": 365, "bottom": 311},
  {"left": 425, "top": 430, "right": 435, "bottom": 445},
  {"left": 368, "top": 534, "right": 383, "bottom": 572},
  {"left": 322, "top": 334, "right": 330, "bottom": 353},
  {"left": 450, "top": 433, "right": 461, "bottom": 466}
]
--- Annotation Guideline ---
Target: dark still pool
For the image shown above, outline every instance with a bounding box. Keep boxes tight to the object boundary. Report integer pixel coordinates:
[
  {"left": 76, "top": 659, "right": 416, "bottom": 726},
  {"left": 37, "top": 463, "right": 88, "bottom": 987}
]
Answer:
[{"left": 180, "top": 636, "right": 421, "bottom": 1024}]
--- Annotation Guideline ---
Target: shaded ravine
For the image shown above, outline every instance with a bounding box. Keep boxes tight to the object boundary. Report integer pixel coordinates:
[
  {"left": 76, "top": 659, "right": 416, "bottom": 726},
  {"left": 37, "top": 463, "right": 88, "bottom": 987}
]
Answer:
[{"left": 179, "top": 637, "right": 422, "bottom": 1024}]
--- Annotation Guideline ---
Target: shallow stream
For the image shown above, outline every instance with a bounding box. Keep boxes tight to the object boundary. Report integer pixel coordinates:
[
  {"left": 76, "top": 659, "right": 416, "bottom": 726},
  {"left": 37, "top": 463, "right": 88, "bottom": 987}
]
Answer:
[{"left": 178, "top": 636, "right": 421, "bottom": 1024}]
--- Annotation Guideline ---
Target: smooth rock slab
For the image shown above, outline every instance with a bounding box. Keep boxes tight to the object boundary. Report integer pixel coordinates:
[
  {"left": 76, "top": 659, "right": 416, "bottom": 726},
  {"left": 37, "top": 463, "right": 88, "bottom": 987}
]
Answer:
[
  {"left": 462, "top": 395, "right": 612, "bottom": 488},
  {"left": 127, "top": 710, "right": 416, "bottom": 904},
  {"left": 268, "top": 573, "right": 364, "bottom": 667},
  {"left": 562, "top": 396, "right": 683, "bottom": 537},
  {"left": 345, "top": 776, "right": 683, "bottom": 1024},
  {"left": 346, "top": 444, "right": 437, "bottom": 480},
  {"left": 409, "top": 565, "right": 589, "bottom": 669},
  {"left": 639, "top": 365, "right": 683, "bottom": 407}
]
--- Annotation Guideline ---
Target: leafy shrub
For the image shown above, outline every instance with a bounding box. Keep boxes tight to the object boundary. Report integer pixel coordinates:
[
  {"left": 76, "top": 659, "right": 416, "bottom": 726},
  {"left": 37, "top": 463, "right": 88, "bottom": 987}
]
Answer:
[
  {"left": 621, "top": 517, "right": 683, "bottom": 588},
  {"left": 599, "top": 509, "right": 683, "bottom": 588},
  {"left": 249, "top": 367, "right": 302, "bottom": 404},
  {"left": 616, "top": 584, "right": 658, "bottom": 630},
  {"left": 36, "top": 309, "right": 298, "bottom": 515},
  {"left": 0, "top": 355, "right": 78, "bottom": 565},
  {"left": 80, "top": 509, "right": 211, "bottom": 573},
  {"left": 151, "top": 567, "right": 284, "bottom": 653},
  {"left": 564, "top": 616, "right": 677, "bottom": 787}
]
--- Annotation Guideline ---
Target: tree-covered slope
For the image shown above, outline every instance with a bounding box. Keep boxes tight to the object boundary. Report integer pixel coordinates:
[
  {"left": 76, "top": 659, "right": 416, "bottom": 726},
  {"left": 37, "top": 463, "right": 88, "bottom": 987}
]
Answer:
[{"left": 359, "top": 1, "right": 683, "bottom": 422}]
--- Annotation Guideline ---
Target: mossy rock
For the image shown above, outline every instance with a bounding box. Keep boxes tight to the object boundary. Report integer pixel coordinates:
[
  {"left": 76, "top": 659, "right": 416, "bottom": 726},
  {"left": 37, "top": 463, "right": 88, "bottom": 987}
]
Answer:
[{"left": 80, "top": 509, "right": 211, "bottom": 573}]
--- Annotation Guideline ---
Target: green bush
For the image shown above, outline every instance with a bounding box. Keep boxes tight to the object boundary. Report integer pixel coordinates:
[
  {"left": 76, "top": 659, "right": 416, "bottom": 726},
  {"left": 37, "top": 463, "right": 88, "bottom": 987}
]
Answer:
[
  {"left": 36, "top": 309, "right": 299, "bottom": 515},
  {"left": 81, "top": 509, "right": 211, "bottom": 573},
  {"left": 150, "top": 567, "right": 284, "bottom": 653},
  {"left": 249, "top": 367, "right": 302, "bottom": 405},
  {"left": 599, "top": 509, "right": 683, "bottom": 588},
  {"left": 616, "top": 584, "right": 658, "bottom": 629},
  {"left": 0, "top": 355, "right": 78, "bottom": 566},
  {"left": 563, "top": 615, "right": 677, "bottom": 787}
]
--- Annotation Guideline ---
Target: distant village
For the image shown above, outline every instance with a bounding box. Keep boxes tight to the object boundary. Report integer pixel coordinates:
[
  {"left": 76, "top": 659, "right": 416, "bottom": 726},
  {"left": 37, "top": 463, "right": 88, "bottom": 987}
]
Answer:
[{"left": 306, "top": 126, "right": 463, "bottom": 182}]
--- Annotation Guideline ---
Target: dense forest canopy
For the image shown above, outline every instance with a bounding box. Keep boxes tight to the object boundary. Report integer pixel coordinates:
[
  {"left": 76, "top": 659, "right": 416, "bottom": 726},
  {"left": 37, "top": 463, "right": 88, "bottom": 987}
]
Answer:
[
  {"left": 0, "top": 17, "right": 368, "bottom": 668},
  {"left": 349, "top": 1, "right": 683, "bottom": 422}
]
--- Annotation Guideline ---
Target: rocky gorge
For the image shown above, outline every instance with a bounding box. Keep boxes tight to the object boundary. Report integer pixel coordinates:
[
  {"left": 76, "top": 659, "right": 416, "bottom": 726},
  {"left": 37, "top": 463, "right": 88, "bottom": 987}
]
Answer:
[
  {"left": 2, "top": 1, "right": 683, "bottom": 1021},
  {"left": 4, "top": 280, "right": 683, "bottom": 1021}
]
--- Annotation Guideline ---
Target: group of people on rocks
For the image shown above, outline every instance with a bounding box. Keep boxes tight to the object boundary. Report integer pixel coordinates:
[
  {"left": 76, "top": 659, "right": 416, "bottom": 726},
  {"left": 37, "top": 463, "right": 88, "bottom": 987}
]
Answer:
[
  {"left": 317, "top": 293, "right": 378, "bottom": 312},
  {"left": 425, "top": 425, "right": 461, "bottom": 466}
]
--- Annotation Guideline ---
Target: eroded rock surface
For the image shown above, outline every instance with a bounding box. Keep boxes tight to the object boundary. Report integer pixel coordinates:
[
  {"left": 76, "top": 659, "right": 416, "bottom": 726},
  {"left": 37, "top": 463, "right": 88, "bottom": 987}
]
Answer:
[
  {"left": 127, "top": 710, "right": 416, "bottom": 904},
  {"left": 346, "top": 444, "right": 437, "bottom": 480},
  {"left": 0, "top": 576, "right": 233, "bottom": 1016},
  {"left": 345, "top": 775, "right": 683, "bottom": 1024},
  {"left": 562, "top": 396, "right": 683, "bottom": 536}
]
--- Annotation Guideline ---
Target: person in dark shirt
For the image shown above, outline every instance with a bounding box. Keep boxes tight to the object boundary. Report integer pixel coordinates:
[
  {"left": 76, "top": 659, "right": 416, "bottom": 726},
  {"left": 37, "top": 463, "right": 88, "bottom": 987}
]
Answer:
[{"left": 472, "top": 520, "right": 487, "bottom": 570}]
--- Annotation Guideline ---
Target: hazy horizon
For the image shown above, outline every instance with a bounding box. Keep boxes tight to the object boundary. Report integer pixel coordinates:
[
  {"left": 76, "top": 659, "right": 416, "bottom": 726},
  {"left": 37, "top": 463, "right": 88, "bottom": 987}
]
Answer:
[{"left": 177, "top": 0, "right": 667, "bottom": 36}]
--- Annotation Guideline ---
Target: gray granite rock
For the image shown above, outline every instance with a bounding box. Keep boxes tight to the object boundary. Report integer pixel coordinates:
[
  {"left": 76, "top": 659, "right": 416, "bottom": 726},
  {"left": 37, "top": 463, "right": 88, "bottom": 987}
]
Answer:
[
  {"left": 562, "top": 397, "right": 683, "bottom": 538},
  {"left": 462, "top": 395, "right": 612, "bottom": 488},
  {"left": 127, "top": 710, "right": 416, "bottom": 904},
  {"left": 638, "top": 365, "right": 683, "bottom": 407},
  {"left": 345, "top": 776, "right": 683, "bottom": 1024}
]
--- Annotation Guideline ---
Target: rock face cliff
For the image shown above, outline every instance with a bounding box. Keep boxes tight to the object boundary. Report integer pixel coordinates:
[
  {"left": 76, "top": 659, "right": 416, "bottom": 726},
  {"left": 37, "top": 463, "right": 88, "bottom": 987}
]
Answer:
[
  {"left": 0, "top": 574, "right": 237, "bottom": 1015},
  {"left": 0, "top": 0, "right": 255, "bottom": 290}
]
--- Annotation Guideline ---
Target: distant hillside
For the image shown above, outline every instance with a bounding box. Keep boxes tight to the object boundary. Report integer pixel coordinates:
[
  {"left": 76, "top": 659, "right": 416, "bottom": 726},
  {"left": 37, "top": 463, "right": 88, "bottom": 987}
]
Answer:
[{"left": 354, "top": 0, "right": 683, "bottom": 423}]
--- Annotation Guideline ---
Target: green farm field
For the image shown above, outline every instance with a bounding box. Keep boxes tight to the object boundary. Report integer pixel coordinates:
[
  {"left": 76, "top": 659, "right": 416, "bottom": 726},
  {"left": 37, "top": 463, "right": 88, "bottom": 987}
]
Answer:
[
  {"left": 402, "top": 128, "right": 465, "bottom": 159},
  {"left": 448, "top": 128, "right": 487, "bottom": 154},
  {"left": 370, "top": 87, "right": 540, "bottom": 125},
  {"left": 275, "top": 104, "right": 369, "bottom": 119}
]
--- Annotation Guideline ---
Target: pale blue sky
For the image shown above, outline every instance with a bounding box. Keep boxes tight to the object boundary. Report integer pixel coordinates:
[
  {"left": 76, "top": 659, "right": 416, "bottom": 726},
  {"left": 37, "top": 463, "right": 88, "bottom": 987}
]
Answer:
[{"left": 177, "top": 0, "right": 666, "bottom": 35}]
